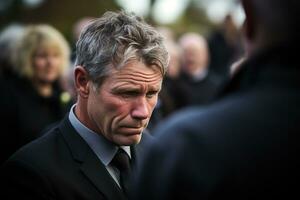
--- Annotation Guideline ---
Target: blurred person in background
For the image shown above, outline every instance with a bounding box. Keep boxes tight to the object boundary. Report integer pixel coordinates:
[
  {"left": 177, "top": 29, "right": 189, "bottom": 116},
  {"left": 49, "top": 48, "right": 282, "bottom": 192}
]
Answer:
[
  {"left": 60, "top": 17, "right": 95, "bottom": 103},
  {"left": 131, "top": 0, "right": 297, "bottom": 199},
  {"left": 160, "top": 39, "right": 184, "bottom": 112},
  {"left": 0, "top": 11, "right": 168, "bottom": 200},
  {"left": 0, "top": 24, "right": 25, "bottom": 80},
  {"left": 71, "top": 16, "right": 94, "bottom": 62},
  {"left": 0, "top": 24, "right": 72, "bottom": 163},
  {"left": 148, "top": 27, "right": 185, "bottom": 131},
  {"left": 0, "top": 24, "right": 26, "bottom": 164},
  {"left": 177, "top": 32, "right": 222, "bottom": 107},
  {"left": 208, "top": 14, "right": 243, "bottom": 83}
]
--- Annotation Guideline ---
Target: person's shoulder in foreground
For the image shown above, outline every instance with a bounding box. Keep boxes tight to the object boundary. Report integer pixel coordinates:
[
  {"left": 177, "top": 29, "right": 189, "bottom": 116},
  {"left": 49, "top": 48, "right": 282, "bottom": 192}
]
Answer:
[
  {"left": 131, "top": 0, "right": 298, "bottom": 199},
  {"left": 132, "top": 70, "right": 296, "bottom": 198}
]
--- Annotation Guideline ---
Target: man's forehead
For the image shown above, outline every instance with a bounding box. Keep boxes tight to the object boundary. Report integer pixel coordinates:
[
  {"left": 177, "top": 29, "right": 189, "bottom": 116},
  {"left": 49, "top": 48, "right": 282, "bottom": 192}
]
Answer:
[
  {"left": 105, "top": 70, "right": 162, "bottom": 90},
  {"left": 109, "top": 76, "right": 163, "bottom": 88},
  {"left": 111, "top": 63, "right": 162, "bottom": 79}
]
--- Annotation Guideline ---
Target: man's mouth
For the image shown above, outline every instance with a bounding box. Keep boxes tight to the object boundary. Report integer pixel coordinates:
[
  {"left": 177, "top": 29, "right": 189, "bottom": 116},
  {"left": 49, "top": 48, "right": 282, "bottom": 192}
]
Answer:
[{"left": 118, "top": 126, "right": 144, "bottom": 135}]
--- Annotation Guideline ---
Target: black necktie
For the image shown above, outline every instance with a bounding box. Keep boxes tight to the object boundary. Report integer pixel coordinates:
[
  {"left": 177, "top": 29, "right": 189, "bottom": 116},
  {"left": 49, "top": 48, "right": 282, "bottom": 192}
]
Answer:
[{"left": 111, "top": 148, "right": 132, "bottom": 196}]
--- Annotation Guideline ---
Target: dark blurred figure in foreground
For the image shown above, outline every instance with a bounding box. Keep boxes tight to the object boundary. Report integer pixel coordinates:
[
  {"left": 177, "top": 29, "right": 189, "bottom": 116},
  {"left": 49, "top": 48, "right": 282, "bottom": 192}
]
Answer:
[
  {"left": 132, "top": 0, "right": 297, "bottom": 199},
  {"left": 0, "top": 24, "right": 72, "bottom": 163}
]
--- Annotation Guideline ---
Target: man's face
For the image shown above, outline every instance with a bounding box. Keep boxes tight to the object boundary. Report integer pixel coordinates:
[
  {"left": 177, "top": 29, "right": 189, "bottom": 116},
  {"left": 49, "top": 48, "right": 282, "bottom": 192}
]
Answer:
[{"left": 87, "top": 60, "right": 162, "bottom": 146}]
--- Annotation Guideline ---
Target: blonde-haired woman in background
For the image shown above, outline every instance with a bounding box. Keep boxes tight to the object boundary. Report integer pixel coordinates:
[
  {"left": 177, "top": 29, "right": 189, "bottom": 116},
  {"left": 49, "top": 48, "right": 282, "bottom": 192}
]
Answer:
[
  {"left": 0, "top": 24, "right": 72, "bottom": 163},
  {"left": 15, "top": 24, "right": 70, "bottom": 97}
]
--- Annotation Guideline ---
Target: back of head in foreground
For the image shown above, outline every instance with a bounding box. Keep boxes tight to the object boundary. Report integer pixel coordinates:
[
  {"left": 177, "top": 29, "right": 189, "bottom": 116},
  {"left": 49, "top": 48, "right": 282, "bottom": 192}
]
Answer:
[{"left": 131, "top": 1, "right": 297, "bottom": 199}]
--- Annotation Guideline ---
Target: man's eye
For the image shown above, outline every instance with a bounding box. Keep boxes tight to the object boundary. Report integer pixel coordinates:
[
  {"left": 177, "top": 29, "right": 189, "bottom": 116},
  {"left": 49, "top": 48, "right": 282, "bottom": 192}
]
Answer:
[
  {"left": 146, "top": 91, "right": 158, "bottom": 98},
  {"left": 121, "top": 91, "right": 139, "bottom": 97}
]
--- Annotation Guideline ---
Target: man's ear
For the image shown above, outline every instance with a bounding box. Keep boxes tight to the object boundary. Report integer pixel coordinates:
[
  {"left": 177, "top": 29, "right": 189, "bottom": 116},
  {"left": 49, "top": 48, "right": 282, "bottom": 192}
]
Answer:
[
  {"left": 241, "top": 0, "right": 255, "bottom": 42},
  {"left": 74, "top": 66, "right": 90, "bottom": 98}
]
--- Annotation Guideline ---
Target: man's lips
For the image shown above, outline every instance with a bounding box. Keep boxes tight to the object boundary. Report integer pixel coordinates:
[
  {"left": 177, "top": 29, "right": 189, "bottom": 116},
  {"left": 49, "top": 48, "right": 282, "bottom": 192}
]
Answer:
[{"left": 118, "top": 126, "right": 144, "bottom": 135}]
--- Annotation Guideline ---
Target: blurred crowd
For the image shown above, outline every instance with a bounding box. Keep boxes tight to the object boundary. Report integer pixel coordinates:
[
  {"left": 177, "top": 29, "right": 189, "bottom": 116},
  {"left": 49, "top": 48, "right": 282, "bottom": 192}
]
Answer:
[
  {"left": 0, "top": 14, "right": 243, "bottom": 163},
  {"left": 0, "top": 0, "right": 295, "bottom": 198}
]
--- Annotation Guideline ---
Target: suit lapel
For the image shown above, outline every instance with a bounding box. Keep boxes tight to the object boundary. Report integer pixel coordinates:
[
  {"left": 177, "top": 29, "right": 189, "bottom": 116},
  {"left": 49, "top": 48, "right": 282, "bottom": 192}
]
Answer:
[
  {"left": 59, "top": 116, "right": 126, "bottom": 200},
  {"left": 80, "top": 150, "right": 126, "bottom": 200}
]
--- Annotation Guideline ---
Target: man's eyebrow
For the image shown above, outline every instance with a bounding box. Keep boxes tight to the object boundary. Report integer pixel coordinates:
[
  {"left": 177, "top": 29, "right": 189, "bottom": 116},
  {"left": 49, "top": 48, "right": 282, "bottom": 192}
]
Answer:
[
  {"left": 113, "top": 83, "right": 141, "bottom": 89},
  {"left": 111, "top": 85, "right": 141, "bottom": 92}
]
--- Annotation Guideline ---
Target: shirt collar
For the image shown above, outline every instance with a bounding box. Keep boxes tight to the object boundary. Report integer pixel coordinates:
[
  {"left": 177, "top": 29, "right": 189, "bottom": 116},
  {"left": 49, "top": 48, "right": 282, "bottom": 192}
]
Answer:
[{"left": 68, "top": 104, "right": 131, "bottom": 166}]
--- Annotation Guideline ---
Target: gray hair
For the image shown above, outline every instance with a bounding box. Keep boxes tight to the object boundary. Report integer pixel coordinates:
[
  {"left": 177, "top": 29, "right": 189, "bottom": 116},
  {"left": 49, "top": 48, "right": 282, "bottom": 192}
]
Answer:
[{"left": 75, "top": 11, "right": 169, "bottom": 87}]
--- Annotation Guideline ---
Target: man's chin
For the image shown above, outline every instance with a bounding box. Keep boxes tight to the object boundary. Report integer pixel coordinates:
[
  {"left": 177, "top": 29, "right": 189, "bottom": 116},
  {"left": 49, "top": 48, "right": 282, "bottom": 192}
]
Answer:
[{"left": 115, "top": 134, "right": 142, "bottom": 146}]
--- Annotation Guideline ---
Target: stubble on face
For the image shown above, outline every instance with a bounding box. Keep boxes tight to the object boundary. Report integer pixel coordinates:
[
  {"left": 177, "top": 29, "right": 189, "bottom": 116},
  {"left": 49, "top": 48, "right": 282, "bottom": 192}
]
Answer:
[{"left": 88, "top": 60, "right": 163, "bottom": 146}]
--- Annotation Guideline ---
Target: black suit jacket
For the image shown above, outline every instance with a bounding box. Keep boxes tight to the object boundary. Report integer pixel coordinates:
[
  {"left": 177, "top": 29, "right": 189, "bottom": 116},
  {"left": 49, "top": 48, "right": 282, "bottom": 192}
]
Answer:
[
  {"left": 132, "top": 44, "right": 297, "bottom": 199},
  {"left": 0, "top": 115, "right": 152, "bottom": 200}
]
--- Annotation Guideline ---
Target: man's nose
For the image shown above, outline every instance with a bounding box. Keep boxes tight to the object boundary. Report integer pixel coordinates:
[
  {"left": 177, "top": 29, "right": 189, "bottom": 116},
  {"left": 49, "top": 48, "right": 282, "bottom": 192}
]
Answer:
[{"left": 131, "top": 97, "right": 150, "bottom": 120}]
